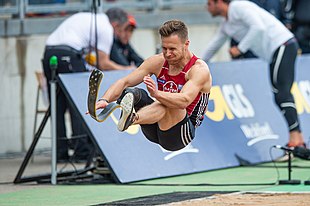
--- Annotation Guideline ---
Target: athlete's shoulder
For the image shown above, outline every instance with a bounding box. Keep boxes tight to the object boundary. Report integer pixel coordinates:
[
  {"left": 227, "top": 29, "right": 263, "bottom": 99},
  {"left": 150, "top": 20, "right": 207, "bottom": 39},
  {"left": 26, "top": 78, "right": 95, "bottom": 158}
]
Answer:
[
  {"left": 144, "top": 53, "right": 165, "bottom": 67},
  {"left": 137, "top": 53, "right": 165, "bottom": 75},
  {"left": 187, "top": 58, "right": 212, "bottom": 93},
  {"left": 189, "top": 58, "right": 211, "bottom": 81},
  {"left": 193, "top": 58, "right": 210, "bottom": 73},
  {"left": 147, "top": 53, "right": 164, "bottom": 60},
  {"left": 186, "top": 58, "right": 209, "bottom": 78}
]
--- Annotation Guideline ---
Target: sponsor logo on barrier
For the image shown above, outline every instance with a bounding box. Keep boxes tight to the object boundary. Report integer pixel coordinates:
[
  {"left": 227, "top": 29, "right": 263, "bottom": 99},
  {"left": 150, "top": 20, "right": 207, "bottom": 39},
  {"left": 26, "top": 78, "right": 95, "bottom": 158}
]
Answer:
[
  {"left": 292, "top": 81, "right": 310, "bottom": 114},
  {"left": 240, "top": 122, "right": 279, "bottom": 146},
  {"left": 160, "top": 143, "right": 199, "bottom": 160},
  {"left": 205, "top": 82, "right": 310, "bottom": 146},
  {"left": 206, "top": 84, "right": 254, "bottom": 121},
  {"left": 206, "top": 81, "right": 310, "bottom": 122}
]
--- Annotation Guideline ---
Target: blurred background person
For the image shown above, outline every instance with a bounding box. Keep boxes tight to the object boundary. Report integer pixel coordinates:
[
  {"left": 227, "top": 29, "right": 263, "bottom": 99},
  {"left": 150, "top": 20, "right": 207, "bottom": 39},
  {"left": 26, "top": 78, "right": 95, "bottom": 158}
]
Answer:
[
  {"left": 110, "top": 14, "right": 144, "bottom": 67},
  {"left": 231, "top": 0, "right": 284, "bottom": 60},
  {"left": 203, "top": 0, "right": 309, "bottom": 161}
]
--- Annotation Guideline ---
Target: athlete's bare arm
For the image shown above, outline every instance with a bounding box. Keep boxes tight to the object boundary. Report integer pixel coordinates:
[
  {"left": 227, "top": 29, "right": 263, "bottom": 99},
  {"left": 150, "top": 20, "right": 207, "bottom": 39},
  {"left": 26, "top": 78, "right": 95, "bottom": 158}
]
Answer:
[
  {"left": 144, "top": 59, "right": 212, "bottom": 109},
  {"left": 95, "top": 54, "right": 165, "bottom": 110}
]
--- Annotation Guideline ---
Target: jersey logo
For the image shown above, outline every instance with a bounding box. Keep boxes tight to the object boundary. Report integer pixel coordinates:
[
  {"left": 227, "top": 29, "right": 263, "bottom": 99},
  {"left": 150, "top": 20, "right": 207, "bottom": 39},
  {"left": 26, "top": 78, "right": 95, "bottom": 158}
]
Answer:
[
  {"left": 178, "top": 84, "right": 183, "bottom": 91},
  {"left": 163, "top": 81, "right": 178, "bottom": 93},
  {"left": 157, "top": 78, "right": 166, "bottom": 84}
]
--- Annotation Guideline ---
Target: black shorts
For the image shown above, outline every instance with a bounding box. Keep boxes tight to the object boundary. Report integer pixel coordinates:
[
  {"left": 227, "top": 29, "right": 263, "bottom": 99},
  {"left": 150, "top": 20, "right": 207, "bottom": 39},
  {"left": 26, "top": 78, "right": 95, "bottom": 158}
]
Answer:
[{"left": 140, "top": 115, "right": 196, "bottom": 151}]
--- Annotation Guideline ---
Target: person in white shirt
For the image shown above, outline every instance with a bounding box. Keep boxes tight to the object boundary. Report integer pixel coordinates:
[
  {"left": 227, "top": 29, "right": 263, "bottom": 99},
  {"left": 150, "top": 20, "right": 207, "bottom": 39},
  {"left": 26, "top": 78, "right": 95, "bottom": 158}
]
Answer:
[
  {"left": 42, "top": 8, "right": 131, "bottom": 162},
  {"left": 203, "top": 0, "right": 308, "bottom": 159}
]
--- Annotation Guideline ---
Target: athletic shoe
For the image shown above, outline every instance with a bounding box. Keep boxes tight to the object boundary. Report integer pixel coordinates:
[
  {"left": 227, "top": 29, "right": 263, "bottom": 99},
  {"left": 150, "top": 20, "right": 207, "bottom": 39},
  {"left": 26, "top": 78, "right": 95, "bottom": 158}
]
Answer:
[
  {"left": 117, "top": 92, "right": 136, "bottom": 131},
  {"left": 293, "top": 145, "right": 310, "bottom": 160},
  {"left": 274, "top": 143, "right": 295, "bottom": 162},
  {"left": 275, "top": 143, "right": 309, "bottom": 162},
  {"left": 275, "top": 152, "right": 294, "bottom": 162}
]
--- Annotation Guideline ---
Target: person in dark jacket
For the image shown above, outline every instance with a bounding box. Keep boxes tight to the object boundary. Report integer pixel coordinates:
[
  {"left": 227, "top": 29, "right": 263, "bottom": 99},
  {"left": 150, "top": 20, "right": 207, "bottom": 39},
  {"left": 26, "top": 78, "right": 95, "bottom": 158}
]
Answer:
[
  {"left": 282, "top": 0, "right": 310, "bottom": 54},
  {"left": 110, "top": 14, "right": 144, "bottom": 67}
]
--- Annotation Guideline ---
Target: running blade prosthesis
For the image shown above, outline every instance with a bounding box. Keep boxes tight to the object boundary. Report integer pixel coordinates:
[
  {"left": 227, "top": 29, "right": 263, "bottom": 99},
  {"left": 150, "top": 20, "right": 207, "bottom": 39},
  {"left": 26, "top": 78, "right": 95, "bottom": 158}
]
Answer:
[{"left": 87, "top": 69, "right": 120, "bottom": 122}]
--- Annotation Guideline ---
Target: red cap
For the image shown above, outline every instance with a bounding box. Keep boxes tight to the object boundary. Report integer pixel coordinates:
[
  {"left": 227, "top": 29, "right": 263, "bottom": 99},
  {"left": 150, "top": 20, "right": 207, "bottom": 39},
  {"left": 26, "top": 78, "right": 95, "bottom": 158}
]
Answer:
[{"left": 128, "top": 14, "right": 137, "bottom": 28}]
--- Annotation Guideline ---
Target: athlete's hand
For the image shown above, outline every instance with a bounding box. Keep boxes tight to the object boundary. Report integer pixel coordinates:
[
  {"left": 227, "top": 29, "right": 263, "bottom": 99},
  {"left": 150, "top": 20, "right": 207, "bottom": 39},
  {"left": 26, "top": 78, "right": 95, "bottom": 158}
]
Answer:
[
  {"left": 95, "top": 99, "right": 109, "bottom": 110},
  {"left": 85, "top": 99, "right": 109, "bottom": 114},
  {"left": 143, "top": 75, "right": 158, "bottom": 98}
]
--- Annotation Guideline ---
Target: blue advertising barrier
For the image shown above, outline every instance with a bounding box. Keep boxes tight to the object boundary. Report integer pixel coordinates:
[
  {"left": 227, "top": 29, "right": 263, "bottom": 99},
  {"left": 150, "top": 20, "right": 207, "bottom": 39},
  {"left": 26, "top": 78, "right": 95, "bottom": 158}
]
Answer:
[{"left": 58, "top": 55, "right": 310, "bottom": 183}]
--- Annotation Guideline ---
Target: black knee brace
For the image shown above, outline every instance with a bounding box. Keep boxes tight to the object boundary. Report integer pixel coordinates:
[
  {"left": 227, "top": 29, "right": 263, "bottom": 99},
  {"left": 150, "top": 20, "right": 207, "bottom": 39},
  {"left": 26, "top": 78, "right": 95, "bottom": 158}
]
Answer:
[
  {"left": 274, "top": 91, "right": 300, "bottom": 132},
  {"left": 133, "top": 88, "right": 154, "bottom": 111},
  {"left": 117, "top": 87, "right": 154, "bottom": 111}
]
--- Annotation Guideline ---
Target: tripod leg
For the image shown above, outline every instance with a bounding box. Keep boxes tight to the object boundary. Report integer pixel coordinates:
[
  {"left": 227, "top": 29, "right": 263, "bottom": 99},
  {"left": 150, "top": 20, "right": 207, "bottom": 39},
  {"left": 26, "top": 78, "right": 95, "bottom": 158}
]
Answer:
[{"left": 14, "top": 107, "right": 51, "bottom": 183}]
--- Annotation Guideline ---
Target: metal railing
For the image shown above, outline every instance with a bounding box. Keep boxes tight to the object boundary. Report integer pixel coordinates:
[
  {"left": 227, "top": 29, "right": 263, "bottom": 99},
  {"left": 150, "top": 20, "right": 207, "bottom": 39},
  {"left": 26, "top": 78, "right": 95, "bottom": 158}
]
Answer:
[
  {"left": 0, "top": 0, "right": 18, "bottom": 16},
  {"left": 0, "top": 0, "right": 212, "bottom": 37},
  {"left": 0, "top": 0, "right": 206, "bottom": 19}
]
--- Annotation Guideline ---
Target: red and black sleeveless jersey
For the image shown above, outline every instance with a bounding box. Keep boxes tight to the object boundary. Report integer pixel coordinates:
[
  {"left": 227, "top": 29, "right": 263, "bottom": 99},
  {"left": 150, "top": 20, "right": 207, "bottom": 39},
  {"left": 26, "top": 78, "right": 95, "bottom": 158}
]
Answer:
[{"left": 157, "top": 55, "right": 210, "bottom": 127}]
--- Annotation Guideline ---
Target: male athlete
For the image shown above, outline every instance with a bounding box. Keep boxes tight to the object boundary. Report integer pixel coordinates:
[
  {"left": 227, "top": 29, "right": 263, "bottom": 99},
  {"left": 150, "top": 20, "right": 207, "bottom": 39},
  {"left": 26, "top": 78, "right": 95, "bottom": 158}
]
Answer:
[{"left": 94, "top": 20, "right": 212, "bottom": 151}]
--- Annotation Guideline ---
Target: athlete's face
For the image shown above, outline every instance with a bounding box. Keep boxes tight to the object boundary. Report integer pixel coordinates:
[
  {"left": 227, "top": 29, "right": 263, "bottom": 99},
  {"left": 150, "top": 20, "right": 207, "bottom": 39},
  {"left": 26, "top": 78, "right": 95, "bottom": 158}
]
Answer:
[{"left": 161, "top": 34, "right": 189, "bottom": 65}]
